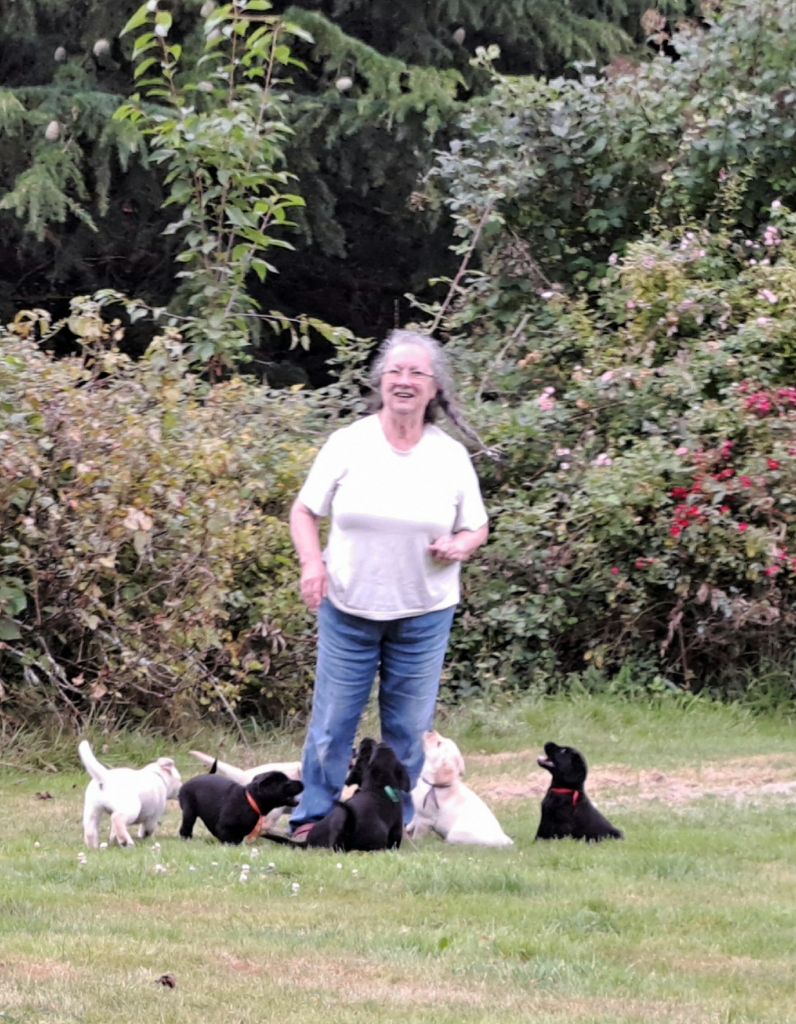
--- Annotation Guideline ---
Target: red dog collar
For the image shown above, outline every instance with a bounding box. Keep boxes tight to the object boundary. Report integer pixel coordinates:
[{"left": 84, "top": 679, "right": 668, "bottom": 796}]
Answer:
[{"left": 550, "top": 787, "right": 581, "bottom": 806}]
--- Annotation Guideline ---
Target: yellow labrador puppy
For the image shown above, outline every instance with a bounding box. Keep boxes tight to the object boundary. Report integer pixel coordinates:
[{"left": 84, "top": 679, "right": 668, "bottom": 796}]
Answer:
[
  {"left": 79, "top": 740, "right": 182, "bottom": 848},
  {"left": 189, "top": 750, "right": 301, "bottom": 784},
  {"left": 408, "top": 730, "right": 513, "bottom": 847}
]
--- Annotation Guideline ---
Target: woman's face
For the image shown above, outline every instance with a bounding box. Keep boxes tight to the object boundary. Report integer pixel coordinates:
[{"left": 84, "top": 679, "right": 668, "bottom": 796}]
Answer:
[{"left": 379, "top": 343, "right": 438, "bottom": 418}]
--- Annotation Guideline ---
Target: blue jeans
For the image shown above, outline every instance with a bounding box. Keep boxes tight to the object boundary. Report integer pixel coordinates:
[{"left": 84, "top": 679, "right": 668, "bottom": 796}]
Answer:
[{"left": 290, "top": 599, "right": 456, "bottom": 829}]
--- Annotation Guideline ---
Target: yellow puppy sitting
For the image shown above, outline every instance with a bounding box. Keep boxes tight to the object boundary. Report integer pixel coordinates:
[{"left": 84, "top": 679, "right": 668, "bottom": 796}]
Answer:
[{"left": 407, "top": 730, "right": 513, "bottom": 847}]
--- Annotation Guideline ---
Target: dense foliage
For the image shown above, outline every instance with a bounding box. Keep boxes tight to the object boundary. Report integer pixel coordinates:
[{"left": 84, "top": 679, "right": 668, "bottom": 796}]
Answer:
[
  {"left": 444, "top": 213, "right": 796, "bottom": 705},
  {"left": 0, "top": 299, "right": 365, "bottom": 727},
  {"left": 0, "top": 0, "right": 680, "bottom": 361},
  {"left": 3, "top": 0, "right": 796, "bottom": 726}
]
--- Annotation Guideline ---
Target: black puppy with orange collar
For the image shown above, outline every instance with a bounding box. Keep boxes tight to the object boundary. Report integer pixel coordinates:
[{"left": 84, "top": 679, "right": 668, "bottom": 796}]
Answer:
[
  {"left": 535, "top": 741, "right": 623, "bottom": 842},
  {"left": 179, "top": 770, "right": 303, "bottom": 844}
]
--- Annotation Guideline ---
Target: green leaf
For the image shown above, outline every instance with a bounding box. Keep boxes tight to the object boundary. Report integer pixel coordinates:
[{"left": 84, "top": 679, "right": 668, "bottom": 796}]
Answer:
[
  {"left": 121, "top": 2, "right": 152, "bottom": 36},
  {"left": 0, "top": 617, "right": 21, "bottom": 641}
]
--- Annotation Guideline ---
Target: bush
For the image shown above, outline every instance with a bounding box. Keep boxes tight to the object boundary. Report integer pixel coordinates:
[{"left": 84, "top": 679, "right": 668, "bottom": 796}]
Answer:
[
  {"left": 442, "top": 211, "right": 796, "bottom": 704},
  {"left": 0, "top": 298, "right": 330, "bottom": 729}
]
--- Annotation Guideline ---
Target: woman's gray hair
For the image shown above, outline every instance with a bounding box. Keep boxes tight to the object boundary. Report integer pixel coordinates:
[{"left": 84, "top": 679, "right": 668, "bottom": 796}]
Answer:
[{"left": 369, "top": 329, "right": 485, "bottom": 449}]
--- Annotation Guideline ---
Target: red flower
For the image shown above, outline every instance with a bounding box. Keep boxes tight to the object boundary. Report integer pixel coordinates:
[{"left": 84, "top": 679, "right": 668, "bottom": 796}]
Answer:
[
  {"left": 686, "top": 506, "right": 701, "bottom": 518},
  {"left": 740, "top": 476, "right": 753, "bottom": 488},
  {"left": 715, "top": 468, "right": 735, "bottom": 480},
  {"left": 670, "top": 525, "right": 683, "bottom": 538},
  {"left": 720, "top": 505, "right": 731, "bottom": 514},
  {"left": 635, "top": 558, "right": 649, "bottom": 569},
  {"left": 738, "top": 523, "right": 749, "bottom": 532},
  {"left": 765, "top": 566, "right": 780, "bottom": 577},
  {"left": 768, "top": 459, "right": 781, "bottom": 470},
  {"left": 610, "top": 566, "right": 620, "bottom": 576},
  {"left": 671, "top": 487, "right": 690, "bottom": 499}
]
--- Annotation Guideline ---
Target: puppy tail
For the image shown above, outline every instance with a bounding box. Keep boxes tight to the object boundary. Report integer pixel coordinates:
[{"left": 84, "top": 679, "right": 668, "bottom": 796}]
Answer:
[
  {"left": 189, "top": 750, "right": 216, "bottom": 768},
  {"left": 78, "top": 740, "right": 109, "bottom": 786}
]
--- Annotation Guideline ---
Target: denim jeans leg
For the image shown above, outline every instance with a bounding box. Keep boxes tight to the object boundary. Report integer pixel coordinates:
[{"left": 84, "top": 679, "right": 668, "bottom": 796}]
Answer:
[
  {"left": 290, "top": 600, "right": 382, "bottom": 829},
  {"left": 378, "top": 604, "right": 456, "bottom": 824}
]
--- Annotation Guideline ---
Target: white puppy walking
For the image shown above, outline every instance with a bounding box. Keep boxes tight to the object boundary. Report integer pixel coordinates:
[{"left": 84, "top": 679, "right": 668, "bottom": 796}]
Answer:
[
  {"left": 408, "top": 730, "right": 513, "bottom": 847},
  {"left": 79, "top": 740, "right": 182, "bottom": 849}
]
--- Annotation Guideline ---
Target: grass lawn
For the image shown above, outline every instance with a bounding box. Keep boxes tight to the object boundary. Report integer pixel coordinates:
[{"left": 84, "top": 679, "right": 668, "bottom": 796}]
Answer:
[{"left": 1, "top": 694, "right": 794, "bottom": 1024}]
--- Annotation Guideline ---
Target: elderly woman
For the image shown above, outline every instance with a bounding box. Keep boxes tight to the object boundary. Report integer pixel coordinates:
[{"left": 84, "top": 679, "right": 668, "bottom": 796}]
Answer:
[{"left": 285, "top": 329, "right": 488, "bottom": 842}]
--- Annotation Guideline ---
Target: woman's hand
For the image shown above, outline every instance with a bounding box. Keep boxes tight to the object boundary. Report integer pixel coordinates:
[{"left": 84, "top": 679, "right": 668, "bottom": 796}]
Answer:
[
  {"left": 299, "top": 558, "right": 328, "bottom": 611},
  {"left": 429, "top": 524, "right": 489, "bottom": 563}
]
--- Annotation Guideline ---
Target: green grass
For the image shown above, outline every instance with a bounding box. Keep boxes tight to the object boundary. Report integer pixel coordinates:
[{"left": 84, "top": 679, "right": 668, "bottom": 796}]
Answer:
[{"left": 1, "top": 695, "right": 794, "bottom": 1023}]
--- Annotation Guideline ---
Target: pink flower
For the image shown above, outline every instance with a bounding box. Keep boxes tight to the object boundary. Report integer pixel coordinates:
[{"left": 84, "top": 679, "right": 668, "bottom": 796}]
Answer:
[
  {"left": 740, "top": 476, "right": 753, "bottom": 489},
  {"left": 675, "top": 446, "right": 689, "bottom": 456},
  {"left": 537, "top": 394, "right": 556, "bottom": 412},
  {"left": 610, "top": 566, "right": 620, "bottom": 576},
  {"left": 745, "top": 393, "right": 773, "bottom": 416},
  {"left": 765, "top": 566, "right": 780, "bottom": 577},
  {"left": 758, "top": 289, "right": 778, "bottom": 304},
  {"left": 670, "top": 525, "right": 682, "bottom": 538},
  {"left": 671, "top": 487, "right": 690, "bottom": 500},
  {"left": 768, "top": 459, "right": 781, "bottom": 470},
  {"left": 738, "top": 523, "right": 749, "bottom": 533}
]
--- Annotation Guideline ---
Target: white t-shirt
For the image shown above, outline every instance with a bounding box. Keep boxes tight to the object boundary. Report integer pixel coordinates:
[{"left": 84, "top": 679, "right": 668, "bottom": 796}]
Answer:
[{"left": 298, "top": 414, "right": 488, "bottom": 620}]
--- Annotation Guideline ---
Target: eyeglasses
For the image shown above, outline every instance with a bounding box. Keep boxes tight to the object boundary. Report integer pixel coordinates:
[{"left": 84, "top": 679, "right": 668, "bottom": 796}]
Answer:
[{"left": 382, "top": 367, "right": 435, "bottom": 381}]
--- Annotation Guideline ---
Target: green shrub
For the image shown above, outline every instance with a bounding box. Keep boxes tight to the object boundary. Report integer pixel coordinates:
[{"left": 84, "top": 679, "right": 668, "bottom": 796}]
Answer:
[
  {"left": 442, "top": 212, "right": 796, "bottom": 705},
  {"left": 0, "top": 298, "right": 328, "bottom": 728}
]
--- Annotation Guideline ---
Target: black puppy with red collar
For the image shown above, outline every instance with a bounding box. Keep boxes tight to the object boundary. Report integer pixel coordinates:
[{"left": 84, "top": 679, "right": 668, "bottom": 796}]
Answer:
[
  {"left": 535, "top": 741, "right": 623, "bottom": 842},
  {"left": 179, "top": 770, "right": 303, "bottom": 845}
]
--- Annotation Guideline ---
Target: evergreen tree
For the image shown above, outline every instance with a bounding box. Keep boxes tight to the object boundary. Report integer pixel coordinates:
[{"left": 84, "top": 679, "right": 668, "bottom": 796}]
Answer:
[{"left": 0, "top": 1, "right": 688, "bottom": 369}]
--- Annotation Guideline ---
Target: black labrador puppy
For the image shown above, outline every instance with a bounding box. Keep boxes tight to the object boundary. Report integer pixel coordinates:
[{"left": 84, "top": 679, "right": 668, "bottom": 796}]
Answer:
[
  {"left": 179, "top": 770, "right": 304, "bottom": 845},
  {"left": 343, "top": 736, "right": 377, "bottom": 789},
  {"left": 307, "top": 740, "right": 410, "bottom": 852},
  {"left": 535, "top": 741, "right": 623, "bottom": 842}
]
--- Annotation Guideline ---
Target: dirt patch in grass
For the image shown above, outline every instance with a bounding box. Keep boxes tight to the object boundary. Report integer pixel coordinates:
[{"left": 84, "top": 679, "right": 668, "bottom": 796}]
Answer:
[{"left": 469, "top": 752, "right": 796, "bottom": 808}]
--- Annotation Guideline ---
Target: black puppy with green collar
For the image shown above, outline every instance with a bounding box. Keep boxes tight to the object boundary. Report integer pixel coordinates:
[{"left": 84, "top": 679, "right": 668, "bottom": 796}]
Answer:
[{"left": 307, "top": 740, "right": 410, "bottom": 851}]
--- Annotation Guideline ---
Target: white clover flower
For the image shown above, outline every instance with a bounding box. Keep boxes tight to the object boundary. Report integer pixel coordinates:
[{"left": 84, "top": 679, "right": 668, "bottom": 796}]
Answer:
[
  {"left": 54, "top": 46, "right": 67, "bottom": 62},
  {"left": 335, "top": 76, "right": 353, "bottom": 92},
  {"left": 45, "top": 120, "right": 61, "bottom": 142}
]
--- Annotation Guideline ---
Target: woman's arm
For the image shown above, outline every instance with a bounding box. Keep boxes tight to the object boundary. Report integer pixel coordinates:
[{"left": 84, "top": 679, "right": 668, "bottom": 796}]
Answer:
[{"left": 290, "top": 498, "right": 328, "bottom": 611}]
